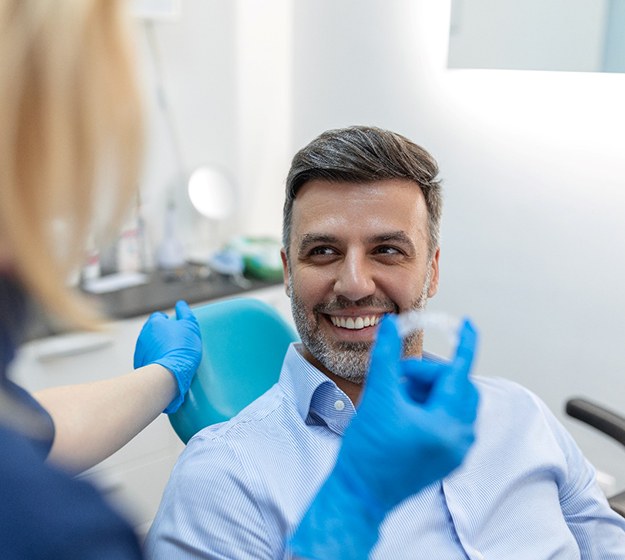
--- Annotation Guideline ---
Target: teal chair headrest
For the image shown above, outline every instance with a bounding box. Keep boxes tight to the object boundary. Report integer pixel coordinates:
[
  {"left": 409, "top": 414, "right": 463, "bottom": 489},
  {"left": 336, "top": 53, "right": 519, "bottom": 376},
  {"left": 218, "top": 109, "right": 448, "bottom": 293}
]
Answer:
[{"left": 169, "top": 297, "right": 298, "bottom": 443}]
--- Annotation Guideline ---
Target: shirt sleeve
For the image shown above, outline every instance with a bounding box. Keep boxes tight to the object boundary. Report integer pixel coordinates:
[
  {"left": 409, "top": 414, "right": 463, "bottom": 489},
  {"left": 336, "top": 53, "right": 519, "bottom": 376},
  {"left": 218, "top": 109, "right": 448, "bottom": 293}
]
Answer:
[
  {"left": 533, "top": 394, "right": 625, "bottom": 557},
  {"left": 145, "top": 433, "right": 275, "bottom": 560}
]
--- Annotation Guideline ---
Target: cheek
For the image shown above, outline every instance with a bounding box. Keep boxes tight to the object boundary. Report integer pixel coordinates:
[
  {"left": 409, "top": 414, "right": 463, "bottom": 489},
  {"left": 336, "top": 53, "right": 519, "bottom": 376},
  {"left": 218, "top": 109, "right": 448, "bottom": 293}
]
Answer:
[
  {"left": 291, "top": 268, "right": 332, "bottom": 305},
  {"left": 377, "top": 268, "right": 428, "bottom": 308}
]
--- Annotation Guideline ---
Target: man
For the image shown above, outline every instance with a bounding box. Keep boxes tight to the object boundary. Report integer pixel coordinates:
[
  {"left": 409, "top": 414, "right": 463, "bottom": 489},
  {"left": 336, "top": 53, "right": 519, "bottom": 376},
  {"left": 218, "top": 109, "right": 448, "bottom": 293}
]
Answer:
[{"left": 146, "top": 126, "right": 625, "bottom": 558}]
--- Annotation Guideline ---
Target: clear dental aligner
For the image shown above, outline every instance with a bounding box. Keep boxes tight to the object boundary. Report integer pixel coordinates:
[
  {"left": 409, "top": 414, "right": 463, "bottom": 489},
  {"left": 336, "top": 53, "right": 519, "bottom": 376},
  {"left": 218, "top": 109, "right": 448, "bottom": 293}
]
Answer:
[{"left": 395, "top": 309, "right": 461, "bottom": 344}]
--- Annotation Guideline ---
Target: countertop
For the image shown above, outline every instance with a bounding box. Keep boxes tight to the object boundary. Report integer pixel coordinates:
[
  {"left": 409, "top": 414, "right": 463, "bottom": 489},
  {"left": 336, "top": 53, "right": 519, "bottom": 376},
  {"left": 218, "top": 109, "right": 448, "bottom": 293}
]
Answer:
[{"left": 25, "top": 266, "right": 283, "bottom": 341}]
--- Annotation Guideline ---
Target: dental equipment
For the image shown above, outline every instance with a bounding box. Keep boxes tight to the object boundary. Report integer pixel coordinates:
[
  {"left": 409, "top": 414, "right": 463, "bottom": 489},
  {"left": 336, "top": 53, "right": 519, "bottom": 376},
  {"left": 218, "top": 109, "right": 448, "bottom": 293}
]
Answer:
[{"left": 396, "top": 310, "right": 462, "bottom": 345}]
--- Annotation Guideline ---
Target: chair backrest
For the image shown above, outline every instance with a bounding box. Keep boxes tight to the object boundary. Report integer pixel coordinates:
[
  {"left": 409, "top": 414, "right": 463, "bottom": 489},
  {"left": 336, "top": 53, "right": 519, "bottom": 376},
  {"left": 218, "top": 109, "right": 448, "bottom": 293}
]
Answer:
[{"left": 169, "top": 297, "right": 299, "bottom": 443}]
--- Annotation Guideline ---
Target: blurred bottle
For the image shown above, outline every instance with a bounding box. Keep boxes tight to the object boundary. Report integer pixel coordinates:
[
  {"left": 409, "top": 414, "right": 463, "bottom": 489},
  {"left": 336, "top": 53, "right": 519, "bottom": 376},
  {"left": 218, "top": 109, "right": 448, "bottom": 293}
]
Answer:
[
  {"left": 81, "top": 234, "right": 101, "bottom": 283},
  {"left": 156, "top": 200, "right": 186, "bottom": 272},
  {"left": 117, "top": 214, "right": 140, "bottom": 274}
]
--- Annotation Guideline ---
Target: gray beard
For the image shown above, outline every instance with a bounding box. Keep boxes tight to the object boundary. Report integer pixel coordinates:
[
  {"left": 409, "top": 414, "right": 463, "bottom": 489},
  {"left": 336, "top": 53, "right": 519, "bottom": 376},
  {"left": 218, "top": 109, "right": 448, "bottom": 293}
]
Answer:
[{"left": 289, "top": 272, "right": 431, "bottom": 384}]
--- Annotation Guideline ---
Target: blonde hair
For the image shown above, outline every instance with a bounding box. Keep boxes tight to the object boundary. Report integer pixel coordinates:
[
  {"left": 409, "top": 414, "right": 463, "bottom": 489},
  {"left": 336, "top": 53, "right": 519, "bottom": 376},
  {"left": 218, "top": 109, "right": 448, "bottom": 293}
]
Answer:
[{"left": 0, "top": 0, "right": 144, "bottom": 329}]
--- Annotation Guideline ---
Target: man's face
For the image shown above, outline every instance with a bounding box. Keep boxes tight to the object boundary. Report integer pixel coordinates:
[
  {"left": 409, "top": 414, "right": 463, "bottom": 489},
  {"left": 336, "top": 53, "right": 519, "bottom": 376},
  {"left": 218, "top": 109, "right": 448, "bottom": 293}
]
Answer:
[{"left": 281, "top": 178, "right": 439, "bottom": 384}]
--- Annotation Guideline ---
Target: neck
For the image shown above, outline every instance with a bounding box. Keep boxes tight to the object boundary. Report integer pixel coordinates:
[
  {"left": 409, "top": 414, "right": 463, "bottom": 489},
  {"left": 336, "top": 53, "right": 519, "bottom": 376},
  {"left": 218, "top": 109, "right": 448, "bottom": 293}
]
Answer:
[
  {"left": 299, "top": 330, "right": 425, "bottom": 407},
  {"left": 300, "top": 346, "right": 364, "bottom": 405},
  {"left": 324, "top": 370, "right": 363, "bottom": 405}
]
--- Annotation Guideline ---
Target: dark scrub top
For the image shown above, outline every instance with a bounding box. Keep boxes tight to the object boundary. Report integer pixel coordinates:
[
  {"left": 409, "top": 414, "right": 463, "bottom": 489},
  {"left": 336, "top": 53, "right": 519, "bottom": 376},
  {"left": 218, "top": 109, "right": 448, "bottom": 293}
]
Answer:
[{"left": 0, "top": 274, "right": 143, "bottom": 559}]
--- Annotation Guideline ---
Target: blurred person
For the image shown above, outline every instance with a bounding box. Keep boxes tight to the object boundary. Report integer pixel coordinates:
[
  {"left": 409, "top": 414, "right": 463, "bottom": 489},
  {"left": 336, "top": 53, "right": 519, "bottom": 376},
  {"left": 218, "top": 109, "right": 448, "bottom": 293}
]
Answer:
[
  {"left": 147, "top": 126, "right": 625, "bottom": 559},
  {"left": 0, "top": 2, "right": 202, "bottom": 558},
  {"left": 0, "top": 1, "right": 479, "bottom": 557}
]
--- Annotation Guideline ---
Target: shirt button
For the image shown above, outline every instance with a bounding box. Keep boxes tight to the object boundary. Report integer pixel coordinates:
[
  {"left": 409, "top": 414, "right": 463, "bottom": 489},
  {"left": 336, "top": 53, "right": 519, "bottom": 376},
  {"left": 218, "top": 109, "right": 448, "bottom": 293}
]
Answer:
[{"left": 334, "top": 399, "right": 345, "bottom": 411}]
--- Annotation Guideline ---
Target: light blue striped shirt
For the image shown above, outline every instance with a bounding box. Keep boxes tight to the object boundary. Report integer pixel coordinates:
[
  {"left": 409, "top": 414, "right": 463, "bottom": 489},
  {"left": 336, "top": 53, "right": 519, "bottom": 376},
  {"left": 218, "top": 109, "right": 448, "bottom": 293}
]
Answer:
[{"left": 146, "top": 343, "right": 625, "bottom": 559}]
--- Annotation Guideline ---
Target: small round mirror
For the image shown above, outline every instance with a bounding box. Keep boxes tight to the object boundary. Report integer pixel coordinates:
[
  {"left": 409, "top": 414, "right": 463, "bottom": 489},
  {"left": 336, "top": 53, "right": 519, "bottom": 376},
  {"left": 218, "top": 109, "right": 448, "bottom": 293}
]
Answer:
[{"left": 187, "top": 166, "right": 235, "bottom": 220}]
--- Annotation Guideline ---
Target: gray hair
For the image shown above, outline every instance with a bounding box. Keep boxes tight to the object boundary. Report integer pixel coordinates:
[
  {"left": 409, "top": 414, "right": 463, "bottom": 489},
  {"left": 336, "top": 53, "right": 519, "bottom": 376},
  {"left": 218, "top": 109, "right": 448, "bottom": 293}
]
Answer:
[{"left": 282, "top": 125, "right": 443, "bottom": 260}]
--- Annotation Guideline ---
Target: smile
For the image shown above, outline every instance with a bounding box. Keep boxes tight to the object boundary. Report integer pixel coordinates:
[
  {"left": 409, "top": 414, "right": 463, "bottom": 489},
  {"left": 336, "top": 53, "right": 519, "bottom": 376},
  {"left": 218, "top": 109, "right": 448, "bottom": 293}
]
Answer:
[{"left": 329, "top": 315, "right": 382, "bottom": 330}]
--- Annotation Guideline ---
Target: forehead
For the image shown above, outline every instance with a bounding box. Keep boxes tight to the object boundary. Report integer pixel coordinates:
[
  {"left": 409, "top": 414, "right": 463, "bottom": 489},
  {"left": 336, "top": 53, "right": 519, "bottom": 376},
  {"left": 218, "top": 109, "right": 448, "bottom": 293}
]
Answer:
[{"left": 290, "top": 178, "right": 429, "bottom": 243}]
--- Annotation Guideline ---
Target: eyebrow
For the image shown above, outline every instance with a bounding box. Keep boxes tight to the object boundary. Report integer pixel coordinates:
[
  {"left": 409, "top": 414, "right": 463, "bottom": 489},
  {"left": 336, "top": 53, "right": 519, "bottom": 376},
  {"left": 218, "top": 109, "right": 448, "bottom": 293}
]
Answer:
[
  {"left": 297, "top": 231, "right": 417, "bottom": 255},
  {"left": 369, "top": 231, "right": 416, "bottom": 247},
  {"left": 297, "top": 233, "right": 339, "bottom": 256}
]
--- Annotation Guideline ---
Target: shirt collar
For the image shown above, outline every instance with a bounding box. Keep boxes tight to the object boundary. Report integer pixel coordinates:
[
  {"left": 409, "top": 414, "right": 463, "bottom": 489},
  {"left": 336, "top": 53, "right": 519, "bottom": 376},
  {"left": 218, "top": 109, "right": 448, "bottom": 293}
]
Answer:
[{"left": 279, "top": 343, "right": 356, "bottom": 435}]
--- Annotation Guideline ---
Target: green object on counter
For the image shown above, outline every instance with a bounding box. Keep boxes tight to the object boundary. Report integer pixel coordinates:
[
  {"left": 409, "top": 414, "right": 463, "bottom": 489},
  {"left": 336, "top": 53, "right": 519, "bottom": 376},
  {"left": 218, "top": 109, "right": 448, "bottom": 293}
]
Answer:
[
  {"left": 227, "top": 236, "right": 284, "bottom": 281},
  {"left": 243, "top": 255, "right": 284, "bottom": 281}
]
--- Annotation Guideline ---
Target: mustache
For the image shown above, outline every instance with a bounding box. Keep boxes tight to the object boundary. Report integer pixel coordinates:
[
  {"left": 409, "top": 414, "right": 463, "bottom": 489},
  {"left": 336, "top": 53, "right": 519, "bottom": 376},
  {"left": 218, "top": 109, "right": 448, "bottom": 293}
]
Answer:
[{"left": 313, "top": 295, "right": 398, "bottom": 315}]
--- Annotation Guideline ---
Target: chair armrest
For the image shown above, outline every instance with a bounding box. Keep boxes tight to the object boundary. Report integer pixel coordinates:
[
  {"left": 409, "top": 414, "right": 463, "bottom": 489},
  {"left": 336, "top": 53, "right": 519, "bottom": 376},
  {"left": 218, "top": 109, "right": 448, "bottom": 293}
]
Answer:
[
  {"left": 565, "top": 397, "right": 625, "bottom": 448},
  {"left": 609, "top": 490, "right": 625, "bottom": 518}
]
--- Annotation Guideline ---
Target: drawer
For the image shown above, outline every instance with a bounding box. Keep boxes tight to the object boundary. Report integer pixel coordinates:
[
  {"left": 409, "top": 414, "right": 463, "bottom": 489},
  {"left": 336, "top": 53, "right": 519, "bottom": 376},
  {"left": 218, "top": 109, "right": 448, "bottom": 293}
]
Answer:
[{"left": 10, "top": 317, "right": 148, "bottom": 390}]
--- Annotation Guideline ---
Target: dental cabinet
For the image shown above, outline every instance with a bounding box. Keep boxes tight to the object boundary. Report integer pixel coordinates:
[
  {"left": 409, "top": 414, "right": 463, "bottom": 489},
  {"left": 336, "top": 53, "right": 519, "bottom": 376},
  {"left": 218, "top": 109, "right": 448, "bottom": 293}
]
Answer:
[{"left": 10, "top": 279, "right": 291, "bottom": 538}]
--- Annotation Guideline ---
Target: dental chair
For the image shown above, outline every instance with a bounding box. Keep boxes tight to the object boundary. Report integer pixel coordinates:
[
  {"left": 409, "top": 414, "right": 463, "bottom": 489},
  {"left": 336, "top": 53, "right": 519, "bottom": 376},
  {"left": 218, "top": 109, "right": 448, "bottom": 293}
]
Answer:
[
  {"left": 169, "top": 297, "right": 299, "bottom": 444},
  {"left": 566, "top": 397, "right": 625, "bottom": 517}
]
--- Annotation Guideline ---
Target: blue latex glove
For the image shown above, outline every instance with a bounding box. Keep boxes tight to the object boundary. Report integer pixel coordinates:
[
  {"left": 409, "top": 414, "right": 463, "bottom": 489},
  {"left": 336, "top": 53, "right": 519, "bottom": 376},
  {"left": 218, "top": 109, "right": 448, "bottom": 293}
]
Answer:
[
  {"left": 289, "top": 315, "right": 479, "bottom": 559},
  {"left": 133, "top": 300, "right": 202, "bottom": 414}
]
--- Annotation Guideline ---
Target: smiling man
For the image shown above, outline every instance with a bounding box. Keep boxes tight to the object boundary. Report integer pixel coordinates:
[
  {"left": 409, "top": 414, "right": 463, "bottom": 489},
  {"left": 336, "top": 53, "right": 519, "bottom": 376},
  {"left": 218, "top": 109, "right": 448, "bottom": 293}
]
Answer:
[
  {"left": 147, "top": 126, "right": 625, "bottom": 559},
  {"left": 284, "top": 177, "right": 438, "bottom": 403}
]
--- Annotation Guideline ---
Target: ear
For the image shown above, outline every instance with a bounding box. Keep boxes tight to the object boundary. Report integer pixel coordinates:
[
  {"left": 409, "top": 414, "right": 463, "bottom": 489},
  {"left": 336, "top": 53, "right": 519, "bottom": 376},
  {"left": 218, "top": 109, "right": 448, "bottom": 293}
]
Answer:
[
  {"left": 280, "top": 248, "right": 291, "bottom": 297},
  {"left": 427, "top": 247, "right": 440, "bottom": 298}
]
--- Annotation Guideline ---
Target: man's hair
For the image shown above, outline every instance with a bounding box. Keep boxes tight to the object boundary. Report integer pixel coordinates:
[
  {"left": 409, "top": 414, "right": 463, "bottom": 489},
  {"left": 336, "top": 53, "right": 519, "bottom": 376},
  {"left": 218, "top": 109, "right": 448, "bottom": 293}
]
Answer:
[{"left": 282, "top": 125, "right": 443, "bottom": 260}]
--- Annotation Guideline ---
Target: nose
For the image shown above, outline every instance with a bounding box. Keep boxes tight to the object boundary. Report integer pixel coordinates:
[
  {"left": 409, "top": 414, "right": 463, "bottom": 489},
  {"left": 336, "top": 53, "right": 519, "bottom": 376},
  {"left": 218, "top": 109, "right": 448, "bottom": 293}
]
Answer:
[{"left": 333, "top": 252, "right": 376, "bottom": 301}]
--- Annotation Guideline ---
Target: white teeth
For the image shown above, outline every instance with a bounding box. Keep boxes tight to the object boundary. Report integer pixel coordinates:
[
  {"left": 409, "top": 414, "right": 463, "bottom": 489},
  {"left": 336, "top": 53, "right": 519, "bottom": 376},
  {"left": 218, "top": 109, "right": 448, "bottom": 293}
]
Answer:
[{"left": 330, "top": 315, "right": 381, "bottom": 330}]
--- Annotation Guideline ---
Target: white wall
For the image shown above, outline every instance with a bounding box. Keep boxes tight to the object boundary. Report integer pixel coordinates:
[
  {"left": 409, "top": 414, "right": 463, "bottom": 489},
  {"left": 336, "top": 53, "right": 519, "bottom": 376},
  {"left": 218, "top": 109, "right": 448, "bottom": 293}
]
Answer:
[
  {"left": 138, "top": 0, "right": 625, "bottom": 490},
  {"left": 132, "top": 1, "right": 238, "bottom": 255},
  {"left": 134, "top": 0, "right": 292, "bottom": 254},
  {"left": 448, "top": 0, "right": 608, "bottom": 72}
]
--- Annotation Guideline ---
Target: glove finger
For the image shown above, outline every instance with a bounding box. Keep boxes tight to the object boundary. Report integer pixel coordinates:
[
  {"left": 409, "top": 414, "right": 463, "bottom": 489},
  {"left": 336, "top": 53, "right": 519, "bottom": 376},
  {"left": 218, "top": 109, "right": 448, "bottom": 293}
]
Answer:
[
  {"left": 149, "top": 311, "right": 169, "bottom": 322},
  {"left": 401, "top": 357, "right": 444, "bottom": 383},
  {"left": 429, "top": 319, "right": 478, "bottom": 414},
  {"left": 460, "top": 379, "right": 479, "bottom": 423},
  {"left": 174, "top": 300, "right": 195, "bottom": 321},
  {"left": 450, "top": 319, "right": 479, "bottom": 416},
  {"left": 134, "top": 311, "right": 169, "bottom": 368},
  {"left": 399, "top": 358, "right": 443, "bottom": 403},
  {"left": 438, "top": 368, "right": 479, "bottom": 423},
  {"left": 451, "top": 318, "right": 477, "bottom": 375},
  {"left": 365, "top": 314, "right": 402, "bottom": 394}
]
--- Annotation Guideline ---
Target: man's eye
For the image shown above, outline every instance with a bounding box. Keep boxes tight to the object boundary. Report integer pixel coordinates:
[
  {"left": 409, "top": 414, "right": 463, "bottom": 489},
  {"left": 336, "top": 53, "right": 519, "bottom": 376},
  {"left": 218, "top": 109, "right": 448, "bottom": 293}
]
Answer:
[
  {"left": 375, "top": 246, "right": 402, "bottom": 255},
  {"left": 309, "top": 246, "right": 337, "bottom": 256}
]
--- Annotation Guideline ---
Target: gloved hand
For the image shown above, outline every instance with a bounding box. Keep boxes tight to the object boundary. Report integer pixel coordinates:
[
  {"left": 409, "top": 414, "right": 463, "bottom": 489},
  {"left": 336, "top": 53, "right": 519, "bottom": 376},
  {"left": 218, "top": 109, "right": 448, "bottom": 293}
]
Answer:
[
  {"left": 134, "top": 300, "right": 202, "bottom": 414},
  {"left": 289, "top": 314, "right": 479, "bottom": 559}
]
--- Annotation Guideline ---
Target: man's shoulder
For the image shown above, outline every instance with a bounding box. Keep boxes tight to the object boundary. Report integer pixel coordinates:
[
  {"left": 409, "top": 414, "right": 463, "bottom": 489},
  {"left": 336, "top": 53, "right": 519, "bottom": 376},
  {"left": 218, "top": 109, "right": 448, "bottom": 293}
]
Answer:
[
  {"left": 167, "top": 387, "right": 289, "bottom": 488},
  {"left": 165, "top": 379, "right": 318, "bottom": 495},
  {"left": 473, "top": 375, "right": 538, "bottom": 400},
  {"left": 472, "top": 375, "right": 551, "bottom": 420},
  {"left": 147, "top": 370, "right": 316, "bottom": 558},
  {"left": 470, "top": 374, "right": 567, "bottom": 444},
  {"left": 186, "top": 381, "right": 295, "bottom": 447}
]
